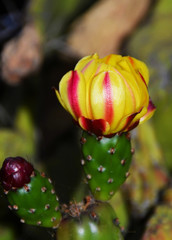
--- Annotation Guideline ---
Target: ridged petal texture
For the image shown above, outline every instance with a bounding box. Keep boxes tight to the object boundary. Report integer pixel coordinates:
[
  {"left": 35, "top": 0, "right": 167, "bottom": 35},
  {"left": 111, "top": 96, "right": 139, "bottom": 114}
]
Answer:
[
  {"left": 81, "top": 131, "right": 132, "bottom": 201},
  {"left": 56, "top": 53, "right": 155, "bottom": 136}
]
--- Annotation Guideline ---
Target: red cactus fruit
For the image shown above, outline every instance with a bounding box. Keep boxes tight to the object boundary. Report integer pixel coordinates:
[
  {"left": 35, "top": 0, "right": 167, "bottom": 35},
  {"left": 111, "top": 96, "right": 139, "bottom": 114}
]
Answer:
[{"left": 0, "top": 156, "right": 34, "bottom": 190}]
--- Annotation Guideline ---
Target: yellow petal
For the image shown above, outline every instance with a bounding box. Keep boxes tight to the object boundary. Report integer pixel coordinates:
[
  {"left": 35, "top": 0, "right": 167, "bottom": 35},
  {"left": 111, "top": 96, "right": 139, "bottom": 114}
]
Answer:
[
  {"left": 117, "top": 67, "right": 149, "bottom": 111},
  {"left": 101, "top": 54, "right": 123, "bottom": 67},
  {"left": 139, "top": 98, "right": 156, "bottom": 124},
  {"left": 75, "top": 53, "right": 99, "bottom": 71},
  {"left": 85, "top": 64, "right": 120, "bottom": 119},
  {"left": 90, "top": 71, "right": 126, "bottom": 132},
  {"left": 114, "top": 112, "right": 138, "bottom": 133},
  {"left": 126, "top": 106, "right": 148, "bottom": 131},
  {"left": 125, "top": 56, "right": 149, "bottom": 85},
  {"left": 75, "top": 53, "right": 99, "bottom": 82}
]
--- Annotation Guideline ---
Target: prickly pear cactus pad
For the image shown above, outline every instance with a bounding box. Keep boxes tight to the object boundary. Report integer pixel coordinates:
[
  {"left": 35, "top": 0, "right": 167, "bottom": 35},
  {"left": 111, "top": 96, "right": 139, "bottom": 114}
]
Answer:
[
  {"left": 0, "top": 157, "right": 61, "bottom": 228},
  {"left": 7, "top": 170, "right": 61, "bottom": 228},
  {"left": 57, "top": 197, "right": 124, "bottom": 240},
  {"left": 80, "top": 131, "right": 132, "bottom": 201}
]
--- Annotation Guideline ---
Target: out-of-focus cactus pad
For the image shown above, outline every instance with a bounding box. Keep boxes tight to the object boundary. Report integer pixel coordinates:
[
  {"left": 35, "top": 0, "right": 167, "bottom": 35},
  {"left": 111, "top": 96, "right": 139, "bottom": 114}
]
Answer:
[{"left": 142, "top": 205, "right": 172, "bottom": 240}]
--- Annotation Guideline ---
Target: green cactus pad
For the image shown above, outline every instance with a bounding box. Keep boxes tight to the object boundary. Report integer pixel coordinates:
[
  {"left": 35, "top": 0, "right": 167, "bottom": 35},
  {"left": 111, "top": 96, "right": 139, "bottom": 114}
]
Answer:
[
  {"left": 57, "top": 201, "right": 124, "bottom": 240},
  {"left": 6, "top": 170, "right": 61, "bottom": 228},
  {"left": 81, "top": 131, "right": 132, "bottom": 201}
]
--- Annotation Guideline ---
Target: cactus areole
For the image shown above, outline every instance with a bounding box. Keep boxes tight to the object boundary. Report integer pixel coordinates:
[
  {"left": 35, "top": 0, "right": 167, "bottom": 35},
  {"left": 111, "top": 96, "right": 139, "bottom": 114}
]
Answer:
[{"left": 0, "top": 157, "right": 34, "bottom": 190}]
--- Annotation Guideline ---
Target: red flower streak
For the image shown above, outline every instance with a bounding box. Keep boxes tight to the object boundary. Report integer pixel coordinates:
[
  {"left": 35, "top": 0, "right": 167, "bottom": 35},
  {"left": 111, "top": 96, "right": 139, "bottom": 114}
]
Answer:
[
  {"left": 67, "top": 71, "right": 81, "bottom": 118},
  {"left": 103, "top": 72, "right": 114, "bottom": 124}
]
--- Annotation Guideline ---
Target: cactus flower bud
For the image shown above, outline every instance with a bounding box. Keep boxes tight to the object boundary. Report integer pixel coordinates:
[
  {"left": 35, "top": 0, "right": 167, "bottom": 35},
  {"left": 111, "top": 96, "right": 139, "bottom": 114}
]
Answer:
[
  {"left": 0, "top": 157, "right": 34, "bottom": 190},
  {"left": 56, "top": 54, "right": 155, "bottom": 136}
]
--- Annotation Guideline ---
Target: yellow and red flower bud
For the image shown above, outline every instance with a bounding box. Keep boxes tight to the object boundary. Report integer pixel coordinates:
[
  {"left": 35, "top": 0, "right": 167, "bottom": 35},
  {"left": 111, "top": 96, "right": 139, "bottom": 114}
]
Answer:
[{"left": 55, "top": 54, "right": 155, "bottom": 136}]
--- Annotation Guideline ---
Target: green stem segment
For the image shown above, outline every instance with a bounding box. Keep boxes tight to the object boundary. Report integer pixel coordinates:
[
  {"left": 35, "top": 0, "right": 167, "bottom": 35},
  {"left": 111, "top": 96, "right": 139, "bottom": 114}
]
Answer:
[
  {"left": 6, "top": 170, "right": 61, "bottom": 228},
  {"left": 80, "top": 131, "right": 133, "bottom": 201},
  {"left": 57, "top": 201, "right": 124, "bottom": 240}
]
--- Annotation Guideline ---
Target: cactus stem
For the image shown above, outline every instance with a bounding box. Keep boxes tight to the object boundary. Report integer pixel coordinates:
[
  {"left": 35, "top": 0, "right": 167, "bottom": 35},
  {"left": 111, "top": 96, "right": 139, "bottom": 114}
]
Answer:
[
  {"left": 86, "top": 155, "right": 92, "bottom": 161},
  {"left": 121, "top": 159, "right": 126, "bottom": 165},
  {"left": 81, "top": 131, "right": 132, "bottom": 200},
  {"left": 0, "top": 158, "right": 62, "bottom": 228},
  {"left": 87, "top": 174, "right": 92, "bottom": 180},
  {"left": 41, "top": 187, "right": 47, "bottom": 192},
  {"left": 108, "top": 178, "right": 114, "bottom": 183},
  {"left": 97, "top": 165, "right": 105, "bottom": 172},
  {"left": 81, "top": 159, "right": 85, "bottom": 165}
]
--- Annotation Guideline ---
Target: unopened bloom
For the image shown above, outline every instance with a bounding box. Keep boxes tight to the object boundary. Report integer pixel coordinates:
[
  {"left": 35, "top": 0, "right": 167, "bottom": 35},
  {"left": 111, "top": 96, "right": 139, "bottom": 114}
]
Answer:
[
  {"left": 56, "top": 54, "right": 155, "bottom": 136},
  {"left": 0, "top": 157, "right": 34, "bottom": 190}
]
